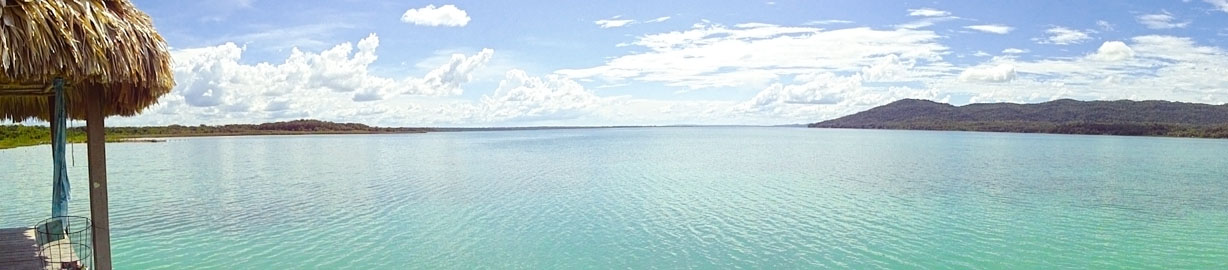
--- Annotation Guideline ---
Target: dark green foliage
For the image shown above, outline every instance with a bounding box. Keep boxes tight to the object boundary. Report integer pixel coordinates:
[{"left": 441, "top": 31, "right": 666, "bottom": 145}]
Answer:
[
  {"left": 810, "top": 99, "right": 1228, "bottom": 138},
  {"left": 0, "top": 125, "right": 87, "bottom": 149},
  {"left": 1, "top": 119, "right": 434, "bottom": 149}
]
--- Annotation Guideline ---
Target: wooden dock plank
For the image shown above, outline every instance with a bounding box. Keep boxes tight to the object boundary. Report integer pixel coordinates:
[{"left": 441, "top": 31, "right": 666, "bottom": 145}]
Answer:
[
  {"left": 0, "top": 227, "right": 43, "bottom": 270},
  {"left": 1, "top": 227, "right": 85, "bottom": 270}
]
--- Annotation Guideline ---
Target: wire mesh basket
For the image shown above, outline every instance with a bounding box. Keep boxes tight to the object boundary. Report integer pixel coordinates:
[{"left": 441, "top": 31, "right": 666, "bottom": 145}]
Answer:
[{"left": 35, "top": 216, "right": 93, "bottom": 270}]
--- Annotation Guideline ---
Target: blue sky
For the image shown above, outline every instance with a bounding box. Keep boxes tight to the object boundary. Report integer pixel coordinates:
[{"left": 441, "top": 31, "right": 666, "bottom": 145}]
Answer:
[{"left": 101, "top": 0, "right": 1228, "bottom": 127}]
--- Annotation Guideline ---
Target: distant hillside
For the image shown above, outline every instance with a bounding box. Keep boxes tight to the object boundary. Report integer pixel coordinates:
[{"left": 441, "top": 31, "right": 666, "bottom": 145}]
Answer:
[
  {"left": 1, "top": 120, "right": 433, "bottom": 149},
  {"left": 809, "top": 99, "right": 1228, "bottom": 138}
]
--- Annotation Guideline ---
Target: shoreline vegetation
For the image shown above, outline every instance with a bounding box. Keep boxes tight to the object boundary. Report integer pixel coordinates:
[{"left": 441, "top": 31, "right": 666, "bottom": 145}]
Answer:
[
  {"left": 0, "top": 119, "right": 430, "bottom": 149},
  {"left": 18, "top": 97, "right": 1228, "bottom": 150},
  {"left": 810, "top": 99, "right": 1228, "bottom": 139},
  {"left": 0, "top": 119, "right": 782, "bottom": 149}
]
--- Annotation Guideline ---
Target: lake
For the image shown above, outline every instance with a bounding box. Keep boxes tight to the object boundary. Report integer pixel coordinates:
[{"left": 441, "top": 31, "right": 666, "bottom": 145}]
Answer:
[{"left": 2, "top": 128, "right": 1227, "bottom": 269}]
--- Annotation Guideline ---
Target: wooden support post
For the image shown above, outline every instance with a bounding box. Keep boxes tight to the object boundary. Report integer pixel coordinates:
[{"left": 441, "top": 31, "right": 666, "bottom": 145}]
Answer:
[{"left": 85, "top": 90, "right": 112, "bottom": 270}]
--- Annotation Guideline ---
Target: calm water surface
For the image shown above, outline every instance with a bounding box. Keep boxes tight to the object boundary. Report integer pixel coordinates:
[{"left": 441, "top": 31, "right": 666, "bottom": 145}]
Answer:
[{"left": 2, "top": 128, "right": 1227, "bottom": 269}]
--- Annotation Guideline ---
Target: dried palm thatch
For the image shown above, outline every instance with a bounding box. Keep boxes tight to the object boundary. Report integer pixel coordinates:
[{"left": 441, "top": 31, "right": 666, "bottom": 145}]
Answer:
[{"left": 0, "top": 0, "right": 173, "bottom": 121}]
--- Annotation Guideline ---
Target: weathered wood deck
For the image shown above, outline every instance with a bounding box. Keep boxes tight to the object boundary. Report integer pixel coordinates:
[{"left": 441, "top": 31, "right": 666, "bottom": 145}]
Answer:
[
  {"left": 0, "top": 227, "right": 83, "bottom": 270},
  {"left": 0, "top": 227, "right": 44, "bottom": 270}
]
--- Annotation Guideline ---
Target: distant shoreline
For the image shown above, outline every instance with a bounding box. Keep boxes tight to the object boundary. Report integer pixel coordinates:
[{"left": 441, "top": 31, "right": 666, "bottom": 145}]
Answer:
[
  {"left": 120, "top": 130, "right": 427, "bottom": 138},
  {"left": 810, "top": 99, "right": 1228, "bottom": 139},
  {"left": 431, "top": 125, "right": 795, "bottom": 132},
  {"left": 0, "top": 131, "right": 431, "bottom": 150},
  {"left": 1, "top": 122, "right": 799, "bottom": 150},
  {"left": 810, "top": 126, "right": 1228, "bottom": 141},
  {"left": 0, "top": 120, "right": 431, "bottom": 149}
]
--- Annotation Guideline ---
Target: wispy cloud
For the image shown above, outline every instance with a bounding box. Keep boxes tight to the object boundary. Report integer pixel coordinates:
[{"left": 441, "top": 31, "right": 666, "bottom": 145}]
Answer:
[
  {"left": 595, "top": 15, "right": 635, "bottom": 28},
  {"left": 907, "top": 8, "right": 950, "bottom": 17},
  {"left": 1205, "top": 0, "right": 1228, "bottom": 13},
  {"left": 213, "top": 23, "right": 355, "bottom": 52},
  {"left": 896, "top": 16, "right": 959, "bottom": 29},
  {"left": 965, "top": 24, "right": 1014, "bottom": 34},
  {"left": 1038, "top": 26, "right": 1091, "bottom": 45},
  {"left": 803, "top": 19, "right": 854, "bottom": 25},
  {"left": 558, "top": 22, "right": 948, "bottom": 91},
  {"left": 1002, "top": 48, "right": 1029, "bottom": 54},
  {"left": 594, "top": 15, "right": 671, "bottom": 28},
  {"left": 646, "top": 16, "right": 671, "bottom": 23},
  {"left": 1136, "top": 12, "right": 1189, "bottom": 29},
  {"left": 191, "top": 0, "right": 257, "bottom": 23},
  {"left": 1097, "top": 20, "right": 1115, "bottom": 31},
  {"left": 897, "top": 8, "right": 959, "bottom": 29}
]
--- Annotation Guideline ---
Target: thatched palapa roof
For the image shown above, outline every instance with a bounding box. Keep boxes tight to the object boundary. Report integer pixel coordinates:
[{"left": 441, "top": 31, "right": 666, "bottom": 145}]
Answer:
[{"left": 1, "top": 0, "right": 173, "bottom": 121}]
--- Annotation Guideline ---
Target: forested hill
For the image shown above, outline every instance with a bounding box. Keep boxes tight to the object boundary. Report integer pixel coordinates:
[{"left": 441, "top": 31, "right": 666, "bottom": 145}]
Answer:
[{"left": 809, "top": 99, "right": 1228, "bottom": 138}]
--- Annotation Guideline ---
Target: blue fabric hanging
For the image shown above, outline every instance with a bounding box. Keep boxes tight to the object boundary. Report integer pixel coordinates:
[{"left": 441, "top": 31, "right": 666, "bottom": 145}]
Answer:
[{"left": 51, "top": 78, "right": 70, "bottom": 218}]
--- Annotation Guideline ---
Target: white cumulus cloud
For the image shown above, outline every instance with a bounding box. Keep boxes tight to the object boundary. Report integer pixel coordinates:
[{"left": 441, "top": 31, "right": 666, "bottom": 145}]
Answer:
[
  {"left": 401, "top": 4, "right": 470, "bottom": 27},
  {"left": 1087, "top": 41, "right": 1135, "bottom": 62},
  {"left": 142, "top": 34, "right": 493, "bottom": 125},
  {"left": 746, "top": 73, "right": 860, "bottom": 107},
  {"left": 860, "top": 54, "right": 915, "bottom": 81},
  {"left": 477, "top": 70, "right": 603, "bottom": 123},
  {"left": 739, "top": 72, "right": 940, "bottom": 120},
  {"left": 414, "top": 49, "right": 495, "bottom": 95},
  {"left": 959, "top": 64, "right": 1017, "bottom": 83}
]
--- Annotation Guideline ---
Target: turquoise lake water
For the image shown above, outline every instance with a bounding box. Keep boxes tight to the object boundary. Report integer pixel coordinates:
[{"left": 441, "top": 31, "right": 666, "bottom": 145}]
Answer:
[{"left": 2, "top": 128, "right": 1227, "bottom": 269}]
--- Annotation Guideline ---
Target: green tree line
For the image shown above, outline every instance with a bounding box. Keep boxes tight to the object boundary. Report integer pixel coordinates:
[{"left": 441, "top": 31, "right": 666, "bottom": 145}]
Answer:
[{"left": 1, "top": 119, "right": 433, "bottom": 149}]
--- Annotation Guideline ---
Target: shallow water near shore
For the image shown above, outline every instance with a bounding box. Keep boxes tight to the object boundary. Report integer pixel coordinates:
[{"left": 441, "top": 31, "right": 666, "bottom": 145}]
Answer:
[{"left": 2, "top": 127, "right": 1227, "bottom": 269}]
